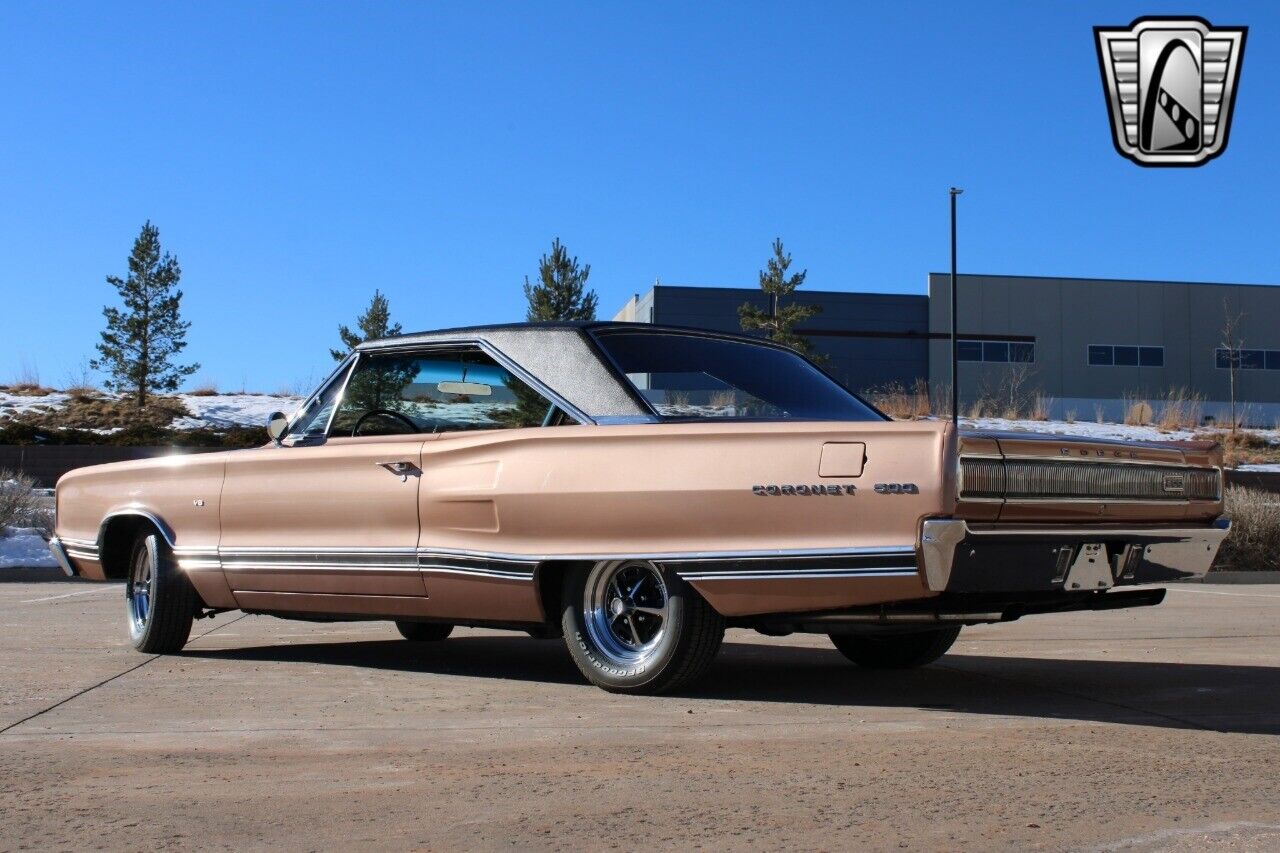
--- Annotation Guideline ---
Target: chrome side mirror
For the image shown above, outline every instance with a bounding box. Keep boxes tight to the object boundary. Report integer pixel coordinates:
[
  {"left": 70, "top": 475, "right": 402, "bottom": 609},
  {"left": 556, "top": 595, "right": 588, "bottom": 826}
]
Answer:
[{"left": 266, "top": 412, "right": 290, "bottom": 444}]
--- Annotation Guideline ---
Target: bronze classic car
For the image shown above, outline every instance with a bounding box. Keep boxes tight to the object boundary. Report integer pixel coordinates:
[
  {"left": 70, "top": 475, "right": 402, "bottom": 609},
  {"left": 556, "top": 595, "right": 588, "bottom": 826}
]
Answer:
[{"left": 49, "top": 323, "right": 1230, "bottom": 693}]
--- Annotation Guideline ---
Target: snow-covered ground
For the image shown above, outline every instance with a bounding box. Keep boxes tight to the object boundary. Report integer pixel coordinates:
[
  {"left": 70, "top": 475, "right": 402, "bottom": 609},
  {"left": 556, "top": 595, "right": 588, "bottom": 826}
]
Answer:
[
  {"left": 0, "top": 527, "right": 57, "bottom": 569},
  {"left": 0, "top": 391, "right": 71, "bottom": 419},
  {"left": 0, "top": 390, "right": 303, "bottom": 430},
  {"left": 172, "top": 393, "right": 304, "bottom": 429}
]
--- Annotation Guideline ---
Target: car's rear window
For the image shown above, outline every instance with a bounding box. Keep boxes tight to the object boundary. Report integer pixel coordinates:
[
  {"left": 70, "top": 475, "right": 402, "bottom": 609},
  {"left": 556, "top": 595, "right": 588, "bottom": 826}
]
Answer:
[{"left": 592, "top": 331, "right": 886, "bottom": 421}]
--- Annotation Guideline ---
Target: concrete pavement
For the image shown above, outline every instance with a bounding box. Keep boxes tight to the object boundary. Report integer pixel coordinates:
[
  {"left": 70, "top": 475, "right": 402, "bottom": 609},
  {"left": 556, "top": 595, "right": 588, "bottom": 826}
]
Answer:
[{"left": 1, "top": 580, "right": 1278, "bottom": 851}]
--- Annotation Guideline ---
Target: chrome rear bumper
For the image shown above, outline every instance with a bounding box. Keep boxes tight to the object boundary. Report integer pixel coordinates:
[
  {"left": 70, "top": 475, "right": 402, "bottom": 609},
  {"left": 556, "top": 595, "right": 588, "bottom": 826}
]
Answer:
[
  {"left": 46, "top": 537, "right": 78, "bottom": 578},
  {"left": 920, "top": 518, "right": 1231, "bottom": 593}
]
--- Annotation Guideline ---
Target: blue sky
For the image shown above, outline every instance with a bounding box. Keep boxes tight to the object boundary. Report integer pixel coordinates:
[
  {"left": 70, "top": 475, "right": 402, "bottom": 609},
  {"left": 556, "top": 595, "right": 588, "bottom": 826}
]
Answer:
[{"left": 2, "top": 1, "right": 1276, "bottom": 393}]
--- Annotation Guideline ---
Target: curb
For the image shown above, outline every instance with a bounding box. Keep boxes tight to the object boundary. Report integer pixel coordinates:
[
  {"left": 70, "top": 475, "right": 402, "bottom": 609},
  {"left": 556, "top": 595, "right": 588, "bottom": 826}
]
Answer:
[{"left": 1200, "top": 571, "right": 1280, "bottom": 585}]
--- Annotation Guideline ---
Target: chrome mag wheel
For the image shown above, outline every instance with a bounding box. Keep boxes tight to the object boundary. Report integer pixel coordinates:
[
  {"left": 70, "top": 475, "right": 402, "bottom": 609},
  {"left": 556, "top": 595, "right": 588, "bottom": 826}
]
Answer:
[
  {"left": 583, "top": 560, "right": 671, "bottom": 668},
  {"left": 127, "top": 544, "right": 154, "bottom": 637}
]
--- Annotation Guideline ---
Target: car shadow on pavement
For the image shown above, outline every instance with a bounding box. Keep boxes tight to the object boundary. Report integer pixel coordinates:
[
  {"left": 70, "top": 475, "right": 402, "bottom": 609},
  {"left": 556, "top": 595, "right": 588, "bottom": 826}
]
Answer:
[{"left": 182, "top": 635, "right": 1280, "bottom": 736}]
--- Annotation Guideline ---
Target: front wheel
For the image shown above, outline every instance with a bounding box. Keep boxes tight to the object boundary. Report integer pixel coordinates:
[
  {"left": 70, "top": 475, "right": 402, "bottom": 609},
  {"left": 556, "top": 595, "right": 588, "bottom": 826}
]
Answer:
[
  {"left": 828, "top": 626, "right": 961, "bottom": 669},
  {"left": 561, "top": 560, "right": 724, "bottom": 694},
  {"left": 127, "top": 533, "right": 197, "bottom": 654}
]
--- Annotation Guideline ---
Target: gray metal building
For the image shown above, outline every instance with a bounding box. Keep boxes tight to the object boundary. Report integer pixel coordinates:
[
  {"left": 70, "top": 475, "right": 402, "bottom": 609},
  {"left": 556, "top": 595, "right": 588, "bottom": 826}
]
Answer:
[
  {"left": 613, "top": 285, "right": 929, "bottom": 393},
  {"left": 928, "top": 273, "right": 1280, "bottom": 423},
  {"left": 616, "top": 274, "right": 1280, "bottom": 424}
]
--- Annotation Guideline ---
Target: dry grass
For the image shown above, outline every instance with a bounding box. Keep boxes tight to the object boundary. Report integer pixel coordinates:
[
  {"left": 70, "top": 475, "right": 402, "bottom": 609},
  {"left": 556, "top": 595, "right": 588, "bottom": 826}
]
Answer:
[
  {"left": 7, "top": 394, "right": 191, "bottom": 431},
  {"left": 1155, "top": 387, "right": 1203, "bottom": 431},
  {"left": 188, "top": 379, "right": 220, "bottom": 397},
  {"left": 1214, "top": 486, "right": 1280, "bottom": 572},
  {"left": 1065, "top": 409, "right": 1077, "bottom": 424},
  {"left": 0, "top": 470, "right": 52, "bottom": 534},
  {"left": 708, "top": 390, "right": 737, "bottom": 409},
  {"left": 867, "top": 379, "right": 933, "bottom": 420},
  {"left": 1203, "top": 430, "right": 1280, "bottom": 468},
  {"left": 1030, "top": 393, "right": 1054, "bottom": 421},
  {"left": 1, "top": 383, "right": 54, "bottom": 396},
  {"left": 665, "top": 391, "right": 691, "bottom": 409}
]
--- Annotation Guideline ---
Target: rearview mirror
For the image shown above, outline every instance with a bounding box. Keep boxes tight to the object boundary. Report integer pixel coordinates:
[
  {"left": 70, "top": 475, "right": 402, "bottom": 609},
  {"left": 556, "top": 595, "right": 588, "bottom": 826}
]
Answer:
[
  {"left": 437, "top": 381, "right": 492, "bottom": 396},
  {"left": 266, "top": 411, "right": 290, "bottom": 443}
]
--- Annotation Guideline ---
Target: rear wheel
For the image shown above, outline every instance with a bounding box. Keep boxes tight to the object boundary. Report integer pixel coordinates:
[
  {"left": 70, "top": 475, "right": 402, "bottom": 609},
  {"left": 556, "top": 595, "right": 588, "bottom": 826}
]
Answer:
[
  {"left": 562, "top": 560, "right": 724, "bottom": 694},
  {"left": 828, "top": 627, "right": 961, "bottom": 669},
  {"left": 395, "top": 621, "right": 453, "bottom": 642},
  {"left": 127, "top": 533, "right": 197, "bottom": 654}
]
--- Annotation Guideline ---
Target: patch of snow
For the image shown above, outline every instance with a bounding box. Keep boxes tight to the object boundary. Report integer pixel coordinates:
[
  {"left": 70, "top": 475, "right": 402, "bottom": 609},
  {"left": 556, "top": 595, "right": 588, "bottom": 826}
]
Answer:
[
  {"left": 1237, "top": 463, "right": 1280, "bottom": 473},
  {"left": 172, "top": 393, "right": 304, "bottom": 429},
  {"left": 0, "top": 391, "right": 71, "bottom": 420},
  {"left": 0, "top": 527, "right": 57, "bottom": 569},
  {"left": 961, "top": 417, "right": 1280, "bottom": 446}
]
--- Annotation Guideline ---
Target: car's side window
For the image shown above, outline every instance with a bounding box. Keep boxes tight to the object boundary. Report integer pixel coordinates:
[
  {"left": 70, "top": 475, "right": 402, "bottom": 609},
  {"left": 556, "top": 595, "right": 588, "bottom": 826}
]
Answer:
[{"left": 328, "top": 348, "right": 562, "bottom": 437}]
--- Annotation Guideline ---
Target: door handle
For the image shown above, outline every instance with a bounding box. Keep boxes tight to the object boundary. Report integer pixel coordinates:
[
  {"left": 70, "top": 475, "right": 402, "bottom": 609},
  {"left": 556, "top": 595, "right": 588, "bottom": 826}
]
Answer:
[{"left": 376, "top": 460, "right": 421, "bottom": 481}]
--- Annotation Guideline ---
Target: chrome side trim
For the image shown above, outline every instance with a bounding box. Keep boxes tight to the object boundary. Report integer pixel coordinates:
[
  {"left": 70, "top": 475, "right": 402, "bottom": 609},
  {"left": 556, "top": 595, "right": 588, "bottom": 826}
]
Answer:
[
  {"left": 47, "top": 537, "right": 77, "bottom": 577},
  {"left": 182, "top": 544, "right": 923, "bottom": 584},
  {"left": 680, "top": 568, "right": 918, "bottom": 582},
  {"left": 415, "top": 544, "right": 917, "bottom": 563}
]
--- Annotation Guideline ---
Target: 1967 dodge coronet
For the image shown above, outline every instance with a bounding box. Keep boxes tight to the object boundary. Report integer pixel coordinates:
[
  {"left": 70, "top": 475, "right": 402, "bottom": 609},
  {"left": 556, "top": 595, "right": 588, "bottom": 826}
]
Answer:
[{"left": 49, "top": 322, "right": 1230, "bottom": 693}]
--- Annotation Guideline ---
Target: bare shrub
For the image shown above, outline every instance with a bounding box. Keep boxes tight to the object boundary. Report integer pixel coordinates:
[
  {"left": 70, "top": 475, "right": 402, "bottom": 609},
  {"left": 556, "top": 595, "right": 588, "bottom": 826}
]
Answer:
[
  {"left": 0, "top": 471, "right": 52, "bottom": 534},
  {"left": 1123, "top": 395, "right": 1153, "bottom": 425},
  {"left": 62, "top": 359, "right": 99, "bottom": 398},
  {"left": 868, "top": 380, "right": 932, "bottom": 420},
  {"left": 965, "top": 397, "right": 991, "bottom": 419},
  {"left": 13, "top": 357, "right": 41, "bottom": 389},
  {"left": 189, "top": 378, "right": 220, "bottom": 397},
  {"left": 1031, "top": 393, "right": 1053, "bottom": 421},
  {"left": 1214, "top": 486, "right": 1280, "bottom": 572},
  {"left": 708, "top": 390, "right": 737, "bottom": 409}
]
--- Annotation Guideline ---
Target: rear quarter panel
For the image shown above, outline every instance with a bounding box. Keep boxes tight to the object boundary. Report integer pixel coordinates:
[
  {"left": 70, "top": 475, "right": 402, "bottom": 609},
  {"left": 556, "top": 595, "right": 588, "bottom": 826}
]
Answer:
[{"left": 420, "top": 420, "right": 952, "bottom": 556}]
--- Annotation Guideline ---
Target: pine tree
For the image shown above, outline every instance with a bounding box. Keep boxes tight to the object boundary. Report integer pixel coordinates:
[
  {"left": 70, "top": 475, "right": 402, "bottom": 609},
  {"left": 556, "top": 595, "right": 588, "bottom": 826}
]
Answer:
[
  {"left": 331, "top": 289, "right": 402, "bottom": 360},
  {"left": 90, "top": 221, "right": 199, "bottom": 410},
  {"left": 523, "top": 238, "right": 598, "bottom": 321},
  {"left": 738, "top": 238, "right": 823, "bottom": 357}
]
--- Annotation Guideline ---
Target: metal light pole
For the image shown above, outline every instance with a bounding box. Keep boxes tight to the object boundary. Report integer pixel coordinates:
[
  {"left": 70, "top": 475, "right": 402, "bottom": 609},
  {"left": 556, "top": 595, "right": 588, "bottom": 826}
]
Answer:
[{"left": 949, "top": 187, "right": 964, "bottom": 427}]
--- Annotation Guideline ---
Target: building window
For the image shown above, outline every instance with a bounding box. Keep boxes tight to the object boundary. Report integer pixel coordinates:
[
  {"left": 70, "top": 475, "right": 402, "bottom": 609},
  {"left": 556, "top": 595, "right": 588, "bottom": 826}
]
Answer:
[
  {"left": 1088, "top": 344, "right": 1164, "bottom": 367},
  {"left": 1217, "top": 348, "right": 1278, "bottom": 370},
  {"left": 958, "top": 339, "right": 1034, "bottom": 363}
]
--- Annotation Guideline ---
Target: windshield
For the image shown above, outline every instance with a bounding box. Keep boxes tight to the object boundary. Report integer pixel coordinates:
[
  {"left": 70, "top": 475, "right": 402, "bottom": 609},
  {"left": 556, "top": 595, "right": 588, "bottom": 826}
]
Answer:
[{"left": 593, "top": 331, "right": 886, "bottom": 421}]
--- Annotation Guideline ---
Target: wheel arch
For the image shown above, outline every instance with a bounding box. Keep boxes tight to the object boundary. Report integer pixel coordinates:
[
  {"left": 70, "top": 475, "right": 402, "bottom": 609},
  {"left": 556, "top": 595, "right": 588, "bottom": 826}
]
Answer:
[
  {"left": 97, "top": 510, "right": 175, "bottom": 580},
  {"left": 534, "top": 559, "right": 593, "bottom": 625}
]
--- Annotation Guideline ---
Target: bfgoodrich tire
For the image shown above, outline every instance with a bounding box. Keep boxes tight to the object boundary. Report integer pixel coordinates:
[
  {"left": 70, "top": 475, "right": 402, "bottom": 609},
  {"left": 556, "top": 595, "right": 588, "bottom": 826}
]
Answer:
[
  {"left": 562, "top": 560, "right": 724, "bottom": 694},
  {"left": 828, "top": 627, "right": 961, "bottom": 669},
  {"left": 126, "top": 532, "right": 197, "bottom": 654},
  {"left": 395, "top": 621, "right": 453, "bottom": 642}
]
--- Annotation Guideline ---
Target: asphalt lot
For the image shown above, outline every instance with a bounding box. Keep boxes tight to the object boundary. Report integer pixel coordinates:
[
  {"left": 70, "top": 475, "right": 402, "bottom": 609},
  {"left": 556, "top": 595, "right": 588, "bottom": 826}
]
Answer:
[{"left": 1, "top": 581, "right": 1278, "bottom": 852}]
